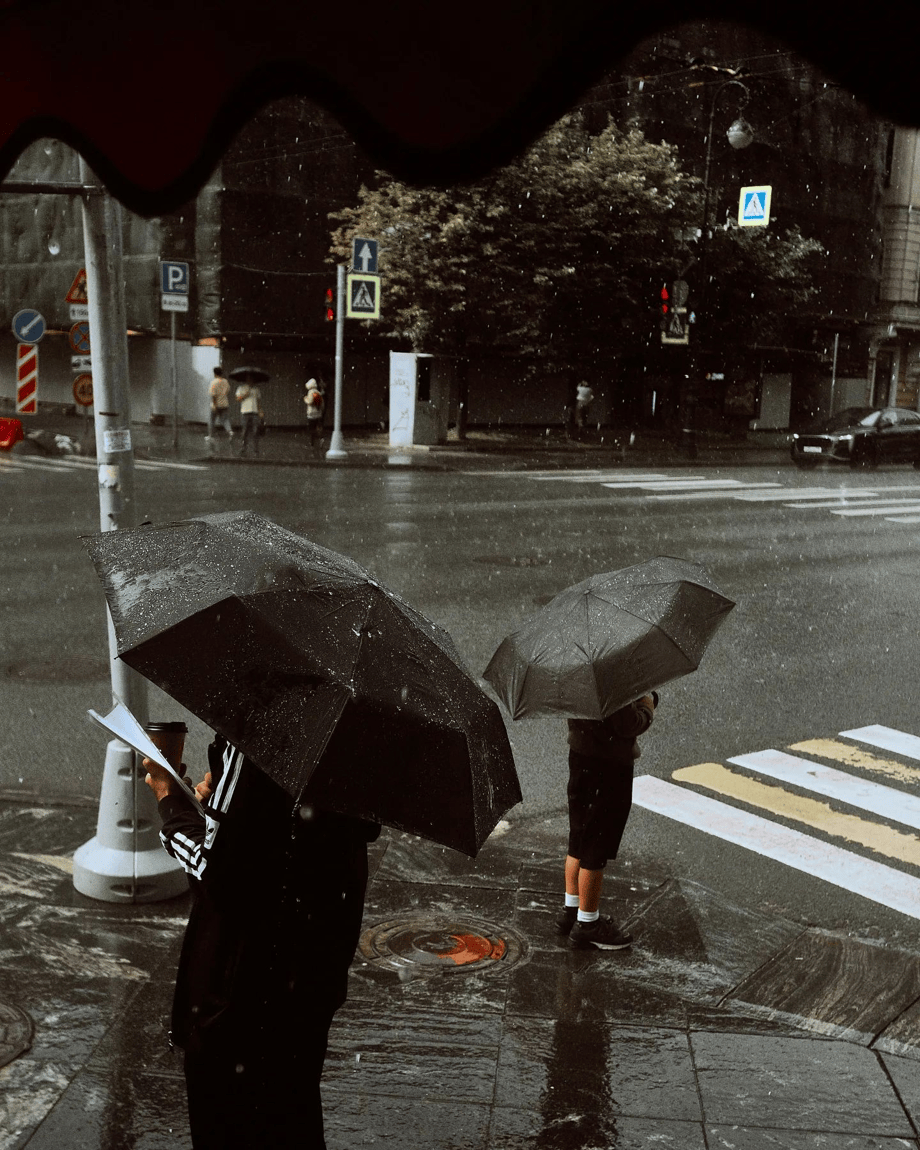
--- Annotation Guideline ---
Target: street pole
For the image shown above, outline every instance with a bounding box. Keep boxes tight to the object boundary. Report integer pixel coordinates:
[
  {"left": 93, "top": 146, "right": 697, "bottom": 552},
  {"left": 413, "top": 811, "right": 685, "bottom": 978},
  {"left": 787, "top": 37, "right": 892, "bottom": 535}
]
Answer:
[
  {"left": 325, "top": 262, "right": 347, "bottom": 460},
  {"left": 687, "top": 78, "right": 753, "bottom": 460},
  {"left": 71, "top": 157, "right": 186, "bottom": 903},
  {"left": 171, "top": 309, "right": 179, "bottom": 450}
]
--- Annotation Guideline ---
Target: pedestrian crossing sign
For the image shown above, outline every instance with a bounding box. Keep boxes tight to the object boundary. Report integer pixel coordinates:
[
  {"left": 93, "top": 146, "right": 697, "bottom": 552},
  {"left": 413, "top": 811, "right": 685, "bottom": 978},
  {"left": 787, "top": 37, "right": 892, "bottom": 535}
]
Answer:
[
  {"left": 738, "top": 185, "right": 772, "bottom": 227},
  {"left": 346, "top": 272, "right": 381, "bottom": 319}
]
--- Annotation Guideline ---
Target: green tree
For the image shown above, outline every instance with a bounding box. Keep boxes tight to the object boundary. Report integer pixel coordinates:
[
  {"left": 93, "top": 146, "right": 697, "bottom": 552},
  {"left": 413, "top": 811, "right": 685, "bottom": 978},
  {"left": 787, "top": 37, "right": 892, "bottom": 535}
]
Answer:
[{"left": 330, "top": 112, "right": 822, "bottom": 371}]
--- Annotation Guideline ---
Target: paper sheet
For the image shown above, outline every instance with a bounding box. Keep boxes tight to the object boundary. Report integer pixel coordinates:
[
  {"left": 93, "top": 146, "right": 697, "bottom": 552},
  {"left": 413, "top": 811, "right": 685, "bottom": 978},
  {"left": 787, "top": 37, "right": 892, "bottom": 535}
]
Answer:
[{"left": 87, "top": 699, "right": 201, "bottom": 809}]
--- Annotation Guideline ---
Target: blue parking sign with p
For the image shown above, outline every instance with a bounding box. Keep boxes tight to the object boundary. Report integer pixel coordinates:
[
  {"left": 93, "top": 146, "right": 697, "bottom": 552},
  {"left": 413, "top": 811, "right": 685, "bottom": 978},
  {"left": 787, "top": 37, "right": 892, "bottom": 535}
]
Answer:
[{"left": 160, "top": 261, "right": 190, "bottom": 294}]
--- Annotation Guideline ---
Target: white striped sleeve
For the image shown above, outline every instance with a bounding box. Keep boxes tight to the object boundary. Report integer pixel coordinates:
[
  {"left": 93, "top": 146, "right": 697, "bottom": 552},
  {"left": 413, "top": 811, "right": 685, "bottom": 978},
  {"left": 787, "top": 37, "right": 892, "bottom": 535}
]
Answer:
[{"left": 159, "top": 742, "right": 245, "bottom": 881}]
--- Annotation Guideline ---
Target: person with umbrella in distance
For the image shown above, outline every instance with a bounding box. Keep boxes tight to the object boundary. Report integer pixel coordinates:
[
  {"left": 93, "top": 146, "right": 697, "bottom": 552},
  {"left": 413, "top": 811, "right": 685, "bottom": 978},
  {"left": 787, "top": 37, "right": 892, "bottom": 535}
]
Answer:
[
  {"left": 484, "top": 556, "right": 734, "bottom": 951},
  {"left": 230, "top": 366, "right": 267, "bottom": 457}
]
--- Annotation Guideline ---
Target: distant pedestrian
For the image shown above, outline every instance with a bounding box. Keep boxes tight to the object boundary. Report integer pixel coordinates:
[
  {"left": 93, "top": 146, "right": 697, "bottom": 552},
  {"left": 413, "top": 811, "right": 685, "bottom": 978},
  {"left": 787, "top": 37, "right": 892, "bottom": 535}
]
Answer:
[
  {"left": 206, "top": 366, "right": 233, "bottom": 444},
  {"left": 575, "top": 381, "right": 595, "bottom": 434},
  {"left": 235, "top": 381, "right": 263, "bottom": 457},
  {"left": 557, "top": 693, "right": 657, "bottom": 949},
  {"left": 303, "top": 378, "right": 326, "bottom": 456}
]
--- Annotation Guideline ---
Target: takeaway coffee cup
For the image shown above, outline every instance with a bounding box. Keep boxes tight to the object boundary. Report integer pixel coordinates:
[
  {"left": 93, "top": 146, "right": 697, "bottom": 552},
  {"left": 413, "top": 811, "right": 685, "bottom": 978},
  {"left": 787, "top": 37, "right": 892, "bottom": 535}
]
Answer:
[{"left": 145, "top": 721, "right": 188, "bottom": 773}]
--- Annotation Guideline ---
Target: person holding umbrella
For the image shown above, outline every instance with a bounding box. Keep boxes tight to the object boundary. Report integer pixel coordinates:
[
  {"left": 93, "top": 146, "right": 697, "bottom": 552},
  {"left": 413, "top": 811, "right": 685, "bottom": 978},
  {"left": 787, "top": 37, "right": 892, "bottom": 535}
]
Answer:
[
  {"left": 561, "top": 692, "right": 657, "bottom": 948},
  {"left": 230, "top": 366, "right": 267, "bottom": 457},
  {"left": 83, "top": 511, "right": 522, "bottom": 1146},
  {"left": 484, "top": 556, "right": 735, "bottom": 951}
]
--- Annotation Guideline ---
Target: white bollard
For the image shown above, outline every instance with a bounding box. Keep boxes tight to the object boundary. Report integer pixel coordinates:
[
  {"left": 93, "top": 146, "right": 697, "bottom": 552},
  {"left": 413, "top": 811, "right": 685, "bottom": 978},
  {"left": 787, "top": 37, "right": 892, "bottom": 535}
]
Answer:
[{"left": 73, "top": 739, "right": 188, "bottom": 903}]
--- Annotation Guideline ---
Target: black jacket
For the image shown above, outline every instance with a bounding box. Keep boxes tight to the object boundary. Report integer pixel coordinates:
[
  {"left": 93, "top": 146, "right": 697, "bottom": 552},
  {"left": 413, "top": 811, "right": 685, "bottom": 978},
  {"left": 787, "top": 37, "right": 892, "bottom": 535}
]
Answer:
[{"left": 158, "top": 737, "right": 379, "bottom": 1048}]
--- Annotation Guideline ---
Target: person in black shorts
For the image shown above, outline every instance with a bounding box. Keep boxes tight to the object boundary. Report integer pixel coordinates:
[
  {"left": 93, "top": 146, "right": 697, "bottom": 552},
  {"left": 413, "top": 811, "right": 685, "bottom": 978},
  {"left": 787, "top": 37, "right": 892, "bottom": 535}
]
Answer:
[{"left": 557, "top": 692, "right": 658, "bottom": 949}]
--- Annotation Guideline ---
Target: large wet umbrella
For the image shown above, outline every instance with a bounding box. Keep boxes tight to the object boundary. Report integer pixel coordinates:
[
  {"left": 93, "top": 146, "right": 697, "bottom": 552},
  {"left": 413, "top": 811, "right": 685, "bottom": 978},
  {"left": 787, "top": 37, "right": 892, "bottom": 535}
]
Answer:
[
  {"left": 82, "top": 511, "right": 521, "bottom": 857},
  {"left": 228, "top": 366, "right": 270, "bottom": 383},
  {"left": 483, "top": 556, "right": 734, "bottom": 721}
]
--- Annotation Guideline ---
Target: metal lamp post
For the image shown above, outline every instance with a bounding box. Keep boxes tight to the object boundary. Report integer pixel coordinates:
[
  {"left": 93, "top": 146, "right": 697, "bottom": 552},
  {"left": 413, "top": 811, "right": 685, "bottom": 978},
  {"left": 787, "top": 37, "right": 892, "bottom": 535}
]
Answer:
[{"left": 685, "top": 78, "right": 754, "bottom": 458}]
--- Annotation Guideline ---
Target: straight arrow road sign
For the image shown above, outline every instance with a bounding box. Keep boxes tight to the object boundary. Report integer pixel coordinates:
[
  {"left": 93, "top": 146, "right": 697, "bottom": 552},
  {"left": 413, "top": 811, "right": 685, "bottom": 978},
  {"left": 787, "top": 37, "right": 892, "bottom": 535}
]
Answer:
[{"left": 352, "top": 237, "right": 378, "bottom": 273}]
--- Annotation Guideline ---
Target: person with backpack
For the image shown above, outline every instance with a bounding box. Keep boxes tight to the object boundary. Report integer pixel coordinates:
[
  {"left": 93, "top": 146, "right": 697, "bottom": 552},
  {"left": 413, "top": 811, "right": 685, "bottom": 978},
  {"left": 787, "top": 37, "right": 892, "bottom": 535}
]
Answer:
[{"left": 303, "top": 378, "right": 326, "bottom": 456}]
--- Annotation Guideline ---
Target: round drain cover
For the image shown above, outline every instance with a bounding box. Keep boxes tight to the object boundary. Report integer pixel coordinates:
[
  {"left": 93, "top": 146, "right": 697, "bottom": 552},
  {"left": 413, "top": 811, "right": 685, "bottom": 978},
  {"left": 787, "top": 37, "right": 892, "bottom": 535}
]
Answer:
[
  {"left": 359, "top": 914, "right": 527, "bottom": 979},
  {"left": 0, "top": 999, "right": 33, "bottom": 1069}
]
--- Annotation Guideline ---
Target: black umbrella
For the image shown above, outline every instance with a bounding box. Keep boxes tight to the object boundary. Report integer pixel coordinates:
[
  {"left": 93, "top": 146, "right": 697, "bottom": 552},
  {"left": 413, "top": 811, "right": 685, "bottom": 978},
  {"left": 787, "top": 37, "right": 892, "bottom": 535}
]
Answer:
[
  {"left": 483, "top": 556, "right": 734, "bottom": 721},
  {"left": 82, "top": 512, "right": 521, "bottom": 857},
  {"left": 228, "top": 366, "right": 270, "bottom": 383}
]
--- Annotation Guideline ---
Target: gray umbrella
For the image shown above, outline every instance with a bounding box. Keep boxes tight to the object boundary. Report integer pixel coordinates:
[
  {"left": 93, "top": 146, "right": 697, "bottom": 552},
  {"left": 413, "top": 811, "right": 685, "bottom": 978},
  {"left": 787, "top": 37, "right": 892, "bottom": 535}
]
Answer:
[
  {"left": 229, "top": 366, "right": 270, "bottom": 383},
  {"left": 82, "top": 511, "right": 521, "bottom": 857},
  {"left": 483, "top": 556, "right": 735, "bottom": 721}
]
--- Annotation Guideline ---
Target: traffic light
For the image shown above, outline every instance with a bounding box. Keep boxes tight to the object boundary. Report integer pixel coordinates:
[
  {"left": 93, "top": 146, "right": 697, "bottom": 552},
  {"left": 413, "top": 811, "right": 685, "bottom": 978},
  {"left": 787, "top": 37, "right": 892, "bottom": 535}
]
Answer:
[
  {"left": 660, "top": 284, "right": 669, "bottom": 318},
  {"left": 325, "top": 287, "right": 335, "bottom": 322}
]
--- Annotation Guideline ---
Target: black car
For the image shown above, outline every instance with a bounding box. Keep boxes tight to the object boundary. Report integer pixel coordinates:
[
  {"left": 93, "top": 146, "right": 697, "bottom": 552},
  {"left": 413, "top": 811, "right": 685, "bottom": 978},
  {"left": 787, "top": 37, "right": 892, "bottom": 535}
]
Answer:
[{"left": 790, "top": 406, "right": 920, "bottom": 469}]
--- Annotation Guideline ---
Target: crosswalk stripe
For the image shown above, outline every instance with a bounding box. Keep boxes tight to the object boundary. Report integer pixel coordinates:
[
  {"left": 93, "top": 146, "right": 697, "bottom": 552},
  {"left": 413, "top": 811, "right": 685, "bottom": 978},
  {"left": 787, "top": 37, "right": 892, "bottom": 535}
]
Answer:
[
  {"left": 645, "top": 484, "right": 785, "bottom": 501},
  {"left": 672, "top": 762, "right": 920, "bottom": 866},
  {"left": 831, "top": 502, "right": 920, "bottom": 517},
  {"left": 886, "top": 515, "right": 920, "bottom": 523},
  {"left": 727, "top": 749, "right": 920, "bottom": 830},
  {"left": 843, "top": 725, "right": 920, "bottom": 761},
  {"left": 789, "top": 738, "right": 920, "bottom": 785},
  {"left": 633, "top": 774, "right": 920, "bottom": 920},
  {"left": 3, "top": 455, "right": 207, "bottom": 474},
  {"left": 530, "top": 472, "right": 664, "bottom": 483},
  {"left": 784, "top": 499, "right": 884, "bottom": 508}
]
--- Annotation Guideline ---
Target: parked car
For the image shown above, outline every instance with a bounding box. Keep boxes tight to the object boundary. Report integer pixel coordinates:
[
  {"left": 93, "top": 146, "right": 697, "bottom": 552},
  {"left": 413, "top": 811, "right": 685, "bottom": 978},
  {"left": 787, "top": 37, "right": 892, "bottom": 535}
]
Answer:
[{"left": 790, "top": 406, "right": 920, "bottom": 469}]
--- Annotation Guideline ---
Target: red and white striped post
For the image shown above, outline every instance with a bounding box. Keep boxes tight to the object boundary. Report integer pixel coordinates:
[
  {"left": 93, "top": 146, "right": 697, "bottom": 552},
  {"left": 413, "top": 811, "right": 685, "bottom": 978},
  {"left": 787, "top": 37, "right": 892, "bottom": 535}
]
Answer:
[{"left": 15, "top": 343, "right": 37, "bottom": 413}]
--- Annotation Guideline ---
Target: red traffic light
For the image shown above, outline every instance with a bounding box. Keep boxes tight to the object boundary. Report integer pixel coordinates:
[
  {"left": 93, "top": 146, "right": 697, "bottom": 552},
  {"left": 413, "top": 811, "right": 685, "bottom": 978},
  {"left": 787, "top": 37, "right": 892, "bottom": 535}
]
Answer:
[
  {"left": 325, "top": 287, "right": 335, "bottom": 321},
  {"left": 660, "top": 285, "right": 669, "bottom": 315}
]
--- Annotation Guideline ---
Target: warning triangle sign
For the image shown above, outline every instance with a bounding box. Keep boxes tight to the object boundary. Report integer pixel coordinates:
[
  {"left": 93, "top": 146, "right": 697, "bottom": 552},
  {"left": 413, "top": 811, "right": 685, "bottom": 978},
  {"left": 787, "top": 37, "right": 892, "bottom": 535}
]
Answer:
[
  {"left": 353, "top": 282, "right": 375, "bottom": 309},
  {"left": 743, "top": 193, "right": 765, "bottom": 219},
  {"left": 65, "top": 268, "right": 88, "bottom": 304}
]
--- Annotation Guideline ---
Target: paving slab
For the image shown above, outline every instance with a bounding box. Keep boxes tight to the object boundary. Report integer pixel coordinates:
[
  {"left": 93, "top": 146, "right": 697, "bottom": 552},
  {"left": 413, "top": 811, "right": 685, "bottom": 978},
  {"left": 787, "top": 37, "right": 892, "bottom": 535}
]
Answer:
[{"left": 0, "top": 801, "right": 918, "bottom": 1148}]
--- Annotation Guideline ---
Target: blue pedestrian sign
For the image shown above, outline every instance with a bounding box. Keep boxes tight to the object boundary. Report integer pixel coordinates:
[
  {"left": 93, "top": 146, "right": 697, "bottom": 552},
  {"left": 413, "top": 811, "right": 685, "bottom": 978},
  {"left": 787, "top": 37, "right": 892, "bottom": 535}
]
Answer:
[
  {"left": 738, "top": 185, "right": 772, "bottom": 228},
  {"left": 12, "top": 309, "right": 45, "bottom": 344},
  {"left": 160, "top": 261, "right": 189, "bottom": 294}
]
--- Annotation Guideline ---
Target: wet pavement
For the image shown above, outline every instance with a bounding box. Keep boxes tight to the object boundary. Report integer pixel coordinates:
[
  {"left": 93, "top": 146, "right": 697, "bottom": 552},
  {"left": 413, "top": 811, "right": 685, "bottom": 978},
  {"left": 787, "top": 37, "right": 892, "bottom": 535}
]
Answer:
[
  {"left": 6, "top": 410, "right": 793, "bottom": 472},
  {"left": 1, "top": 798, "right": 919, "bottom": 1149}
]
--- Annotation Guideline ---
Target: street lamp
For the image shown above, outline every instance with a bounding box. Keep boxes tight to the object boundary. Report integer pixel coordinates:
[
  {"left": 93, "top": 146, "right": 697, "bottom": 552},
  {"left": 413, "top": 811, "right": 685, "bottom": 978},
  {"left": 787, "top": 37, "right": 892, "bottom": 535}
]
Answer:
[
  {"left": 685, "top": 78, "right": 754, "bottom": 458},
  {"left": 700, "top": 79, "right": 753, "bottom": 248}
]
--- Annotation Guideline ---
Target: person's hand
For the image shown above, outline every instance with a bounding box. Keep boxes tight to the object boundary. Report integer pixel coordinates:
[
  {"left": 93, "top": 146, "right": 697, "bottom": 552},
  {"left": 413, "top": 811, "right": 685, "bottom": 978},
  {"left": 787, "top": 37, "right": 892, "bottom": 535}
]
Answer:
[
  {"left": 143, "top": 757, "right": 183, "bottom": 802},
  {"left": 195, "top": 771, "right": 213, "bottom": 804},
  {"left": 639, "top": 693, "right": 656, "bottom": 710}
]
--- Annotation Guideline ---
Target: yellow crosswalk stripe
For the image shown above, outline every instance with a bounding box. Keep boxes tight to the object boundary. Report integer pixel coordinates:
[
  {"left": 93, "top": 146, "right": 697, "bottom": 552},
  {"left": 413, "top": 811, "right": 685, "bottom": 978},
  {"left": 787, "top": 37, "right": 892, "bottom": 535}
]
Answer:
[
  {"left": 672, "top": 762, "right": 920, "bottom": 868},
  {"left": 789, "top": 738, "right": 920, "bottom": 785}
]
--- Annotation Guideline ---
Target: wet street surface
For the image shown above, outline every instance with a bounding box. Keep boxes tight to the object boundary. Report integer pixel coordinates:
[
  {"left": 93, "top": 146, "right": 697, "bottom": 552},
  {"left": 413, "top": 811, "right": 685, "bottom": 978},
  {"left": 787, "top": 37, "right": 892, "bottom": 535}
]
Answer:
[
  {"left": 1, "top": 800, "right": 919, "bottom": 1147},
  {"left": 3, "top": 432, "right": 920, "bottom": 1143}
]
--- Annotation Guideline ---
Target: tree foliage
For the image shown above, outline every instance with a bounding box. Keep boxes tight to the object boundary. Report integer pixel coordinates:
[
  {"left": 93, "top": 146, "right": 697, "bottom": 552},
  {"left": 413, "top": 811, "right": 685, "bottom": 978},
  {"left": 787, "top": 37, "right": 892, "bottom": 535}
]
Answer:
[{"left": 330, "top": 113, "right": 823, "bottom": 371}]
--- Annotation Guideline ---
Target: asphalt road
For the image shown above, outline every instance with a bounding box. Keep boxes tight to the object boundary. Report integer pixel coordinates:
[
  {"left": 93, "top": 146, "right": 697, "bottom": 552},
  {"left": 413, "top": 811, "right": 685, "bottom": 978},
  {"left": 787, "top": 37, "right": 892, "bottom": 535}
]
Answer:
[{"left": 4, "top": 452, "right": 920, "bottom": 947}]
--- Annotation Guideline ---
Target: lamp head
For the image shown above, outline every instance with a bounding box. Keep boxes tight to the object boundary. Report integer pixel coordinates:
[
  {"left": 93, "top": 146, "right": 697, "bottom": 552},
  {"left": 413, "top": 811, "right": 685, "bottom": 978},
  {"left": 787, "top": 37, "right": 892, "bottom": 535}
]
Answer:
[{"left": 727, "top": 118, "right": 754, "bottom": 149}]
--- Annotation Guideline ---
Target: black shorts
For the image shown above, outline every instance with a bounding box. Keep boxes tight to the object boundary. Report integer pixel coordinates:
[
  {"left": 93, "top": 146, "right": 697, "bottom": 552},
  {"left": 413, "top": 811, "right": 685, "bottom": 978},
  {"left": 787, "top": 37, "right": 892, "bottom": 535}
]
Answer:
[{"left": 566, "top": 749, "right": 634, "bottom": 870}]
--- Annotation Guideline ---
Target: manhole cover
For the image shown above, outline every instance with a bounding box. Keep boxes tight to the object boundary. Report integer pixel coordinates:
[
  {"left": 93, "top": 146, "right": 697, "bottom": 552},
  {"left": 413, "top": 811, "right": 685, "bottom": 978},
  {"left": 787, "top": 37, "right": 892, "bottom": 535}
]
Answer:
[
  {"left": 359, "top": 914, "right": 528, "bottom": 980},
  {"left": 474, "top": 554, "right": 551, "bottom": 568},
  {"left": 0, "top": 1000, "right": 33, "bottom": 1069},
  {"left": 5, "top": 656, "right": 109, "bottom": 682}
]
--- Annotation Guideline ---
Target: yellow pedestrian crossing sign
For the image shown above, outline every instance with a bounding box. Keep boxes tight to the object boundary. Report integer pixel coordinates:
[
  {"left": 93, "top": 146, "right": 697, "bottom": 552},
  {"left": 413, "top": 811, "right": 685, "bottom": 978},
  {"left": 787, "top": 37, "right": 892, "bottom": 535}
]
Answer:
[
  {"left": 738, "top": 185, "right": 772, "bottom": 227},
  {"left": 346, "top": 272, "right": 381, "bottom": 319}
]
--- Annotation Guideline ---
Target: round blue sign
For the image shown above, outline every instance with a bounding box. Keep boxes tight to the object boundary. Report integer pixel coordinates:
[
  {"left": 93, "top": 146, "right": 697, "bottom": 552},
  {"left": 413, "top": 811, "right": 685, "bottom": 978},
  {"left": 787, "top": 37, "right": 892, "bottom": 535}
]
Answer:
[{"left": 12, "top": 309, "right": 46, "bottom": 344}]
